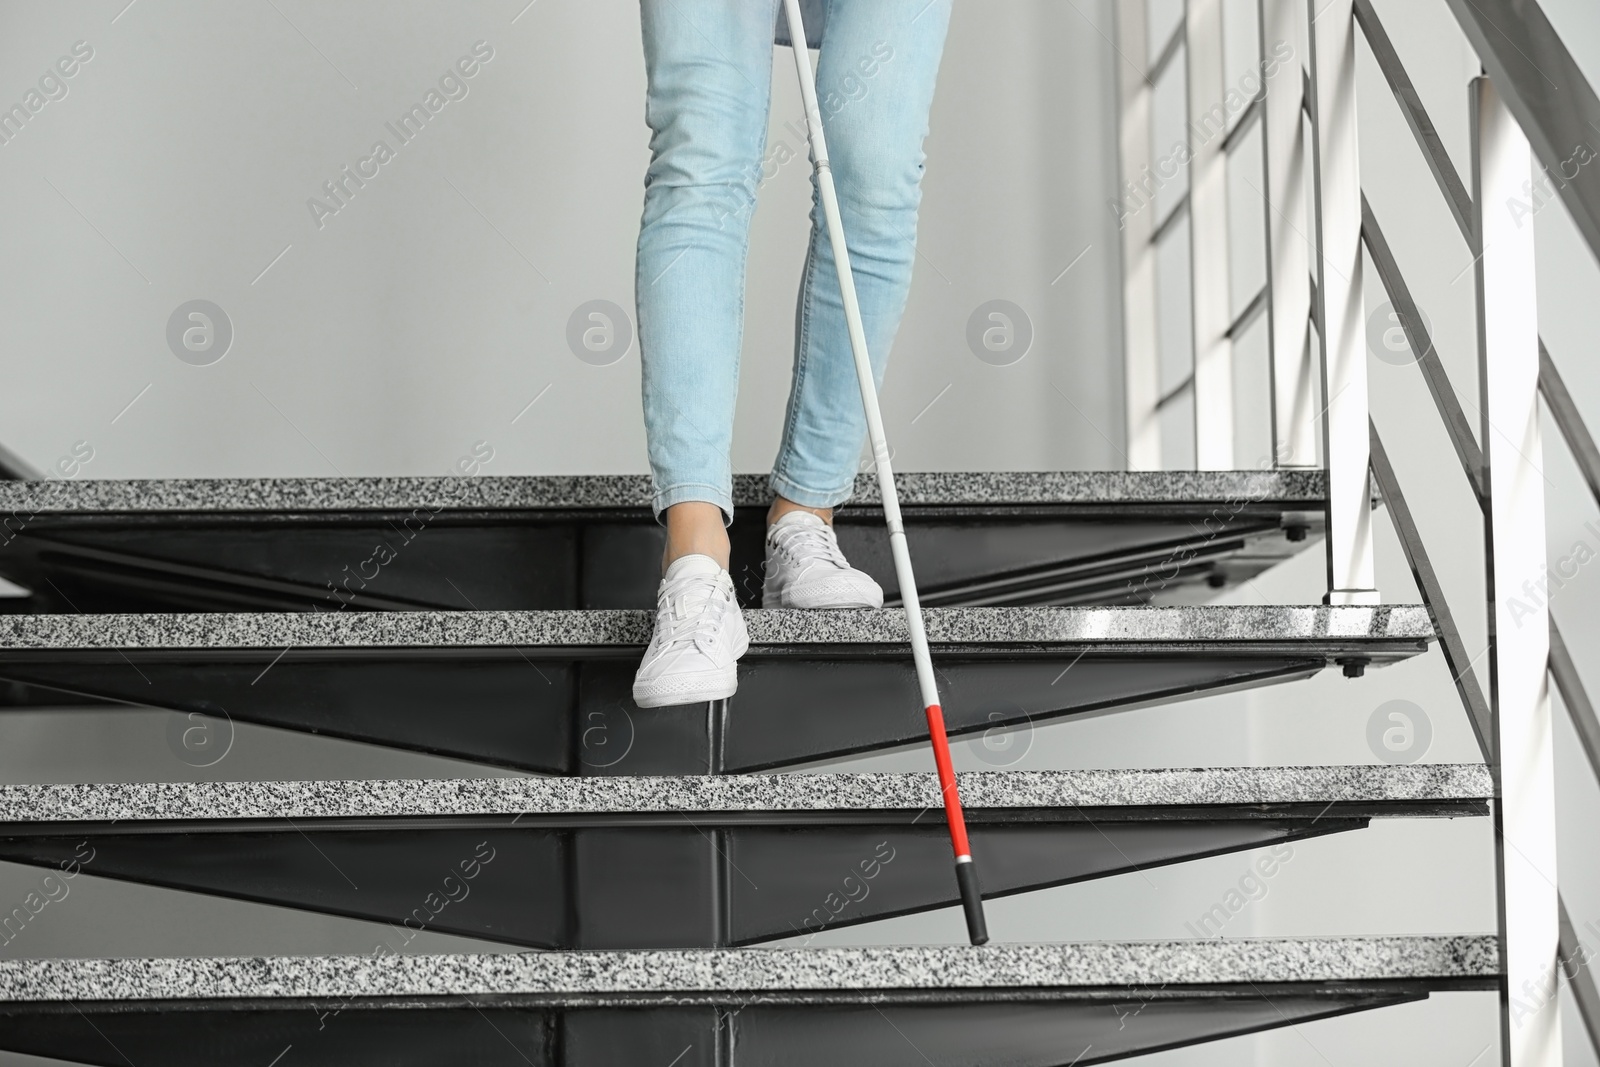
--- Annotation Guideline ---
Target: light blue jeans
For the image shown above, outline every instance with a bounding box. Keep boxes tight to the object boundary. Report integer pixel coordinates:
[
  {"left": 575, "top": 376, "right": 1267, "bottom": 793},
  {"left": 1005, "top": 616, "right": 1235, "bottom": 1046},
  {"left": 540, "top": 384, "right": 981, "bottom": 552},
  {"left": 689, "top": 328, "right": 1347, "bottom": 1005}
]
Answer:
[{"left": 636, "top": 0, "right": 953, "bottom": 522}]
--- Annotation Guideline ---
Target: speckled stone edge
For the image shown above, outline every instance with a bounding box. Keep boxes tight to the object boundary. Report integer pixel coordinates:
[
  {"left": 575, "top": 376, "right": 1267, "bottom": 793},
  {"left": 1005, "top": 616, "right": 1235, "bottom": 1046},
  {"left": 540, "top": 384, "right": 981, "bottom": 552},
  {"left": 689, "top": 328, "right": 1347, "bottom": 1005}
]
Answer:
[
  {"left": 0, "top": 471, "right": 1328, "bottom": 513},
  {"left": 0, "top": 937, "right": 1499, "bottom": 1001},
  {"left": 0, "top": 605, "right": 1434, "bottom": 650},
  {"left": 0, "top": 765, "right": 1493, "bottom": 823}
]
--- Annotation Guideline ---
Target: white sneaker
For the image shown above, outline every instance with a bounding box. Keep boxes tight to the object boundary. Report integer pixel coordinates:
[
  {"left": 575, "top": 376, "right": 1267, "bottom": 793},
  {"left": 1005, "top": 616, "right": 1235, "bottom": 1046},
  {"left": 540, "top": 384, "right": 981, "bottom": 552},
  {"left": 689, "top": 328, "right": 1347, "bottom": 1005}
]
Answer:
[
  {"left": 762, "top": 511, "right": 885, "bottom": 609},
  {"left": 632, "top": 554, "right": 750, "bottom": 709}
]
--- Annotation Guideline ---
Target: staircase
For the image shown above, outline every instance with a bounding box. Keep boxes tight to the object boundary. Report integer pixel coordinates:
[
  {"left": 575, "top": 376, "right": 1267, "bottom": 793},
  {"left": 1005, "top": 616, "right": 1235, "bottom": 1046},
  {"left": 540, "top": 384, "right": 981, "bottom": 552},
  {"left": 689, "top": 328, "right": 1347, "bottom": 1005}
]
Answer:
[
  {"left": 0, "top": 472, "right": 1494, "bottom": 1064},
  {"left": 3, "top": 0, "right": 1599, "bottom": 1061}
]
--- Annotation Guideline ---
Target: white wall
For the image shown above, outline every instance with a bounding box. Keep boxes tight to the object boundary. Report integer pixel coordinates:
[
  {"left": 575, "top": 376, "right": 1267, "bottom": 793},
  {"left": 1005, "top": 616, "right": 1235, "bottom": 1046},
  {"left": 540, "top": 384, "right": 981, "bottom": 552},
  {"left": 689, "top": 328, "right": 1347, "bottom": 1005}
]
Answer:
[{"left": 0, "top": 0, "right": 1123, "bottom": 481}]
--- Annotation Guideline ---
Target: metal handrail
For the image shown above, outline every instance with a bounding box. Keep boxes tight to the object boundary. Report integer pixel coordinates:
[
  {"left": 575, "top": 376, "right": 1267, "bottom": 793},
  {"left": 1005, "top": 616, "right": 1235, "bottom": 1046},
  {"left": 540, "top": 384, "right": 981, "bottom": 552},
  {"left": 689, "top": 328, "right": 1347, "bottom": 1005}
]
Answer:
[
  {"left": 0, "top": 444, "right": 39, "bottom": 482},
  {"left": 1540, "top": 342, "right": 1600, "bottom": 508},
  {"left": 1115, "top": 0, "right": 1598, "bottom": 1059},
  {"left": 1551, "top": 623, "right": 1600, "bottom": 784},
  {"left": 1147, "top": 20, "right": 1185, "bottom": 84},
  {"left": 1361, "top": 0, "right": 1600, "bottom": 514},
  {"left": 1150, "top": 194, "right": 1190, "bottom": 244},
  {"left": 1562, "top": 898, "right": 1600, "bottom": 1055},
  {"left": 1220, "top": 93, "right": 1265, "bottom": 153},
  {"left": 1360, "top": 196, "right": 1485, "bottom": 503},
  {"left": 1358, "top": 62, "right": 1600, "bottom": 1060},
  {"left": 1352, "top": 0, "right": 1473, "bottom": 240},
  {"left": 1357, "top": 0, "right": 1600, "bottom": 770},
  {"left": 1443, "top": 0, "right": 1600, "bottom": 262},
  {"left": 1355, "top": 21, "right": 1600, "bottom": 781},
  {"left": 1349, "top": 4, "right": 1599, "bottom": 1061},
  {"left": 1368, "top": 425, "right": 1494, "bottom": 760},
  {"left": 1224, "top": 284, "right": 1268, "bottom": 340}
]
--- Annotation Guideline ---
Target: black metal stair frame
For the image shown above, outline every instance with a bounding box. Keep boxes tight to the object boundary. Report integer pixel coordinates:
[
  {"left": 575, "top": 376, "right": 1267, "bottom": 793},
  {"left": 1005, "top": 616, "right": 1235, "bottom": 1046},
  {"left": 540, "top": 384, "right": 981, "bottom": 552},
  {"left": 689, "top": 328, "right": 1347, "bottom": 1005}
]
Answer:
[
  {"left": 0, "top": 476, "right": 1476, "bottom": 1065},
  {"left": 0, "top": 766, "right": 1490, "bottom": 950},
  {"left": 0, "top": 938, "right": 1500, "bottom": 1066},
  {"left": 0, "top": 605, "right": 1434, "bottom": 773},
  {"left": 0, "top": 472, "right": 1327, "bottom": 614}
]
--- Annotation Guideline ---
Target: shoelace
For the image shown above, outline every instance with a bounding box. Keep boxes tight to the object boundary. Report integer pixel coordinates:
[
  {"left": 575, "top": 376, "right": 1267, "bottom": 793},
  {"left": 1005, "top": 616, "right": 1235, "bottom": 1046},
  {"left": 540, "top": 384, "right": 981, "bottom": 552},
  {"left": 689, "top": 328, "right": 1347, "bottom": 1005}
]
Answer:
[
  {"left": 769, "top": 520, "right": 849, "bottom": 574},
  {"left": 653, "top": 571, "right": 732, "bottom": 654}
]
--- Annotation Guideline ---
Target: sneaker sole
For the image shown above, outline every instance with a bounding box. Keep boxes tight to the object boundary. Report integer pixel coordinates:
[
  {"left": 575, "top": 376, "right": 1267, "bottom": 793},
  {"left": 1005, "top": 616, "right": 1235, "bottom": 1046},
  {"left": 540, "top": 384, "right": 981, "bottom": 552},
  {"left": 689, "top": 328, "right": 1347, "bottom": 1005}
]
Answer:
[
  {"left": 767, "top": 577, "right": 884, "bottom": 610},
  {"left": 632, "top": 668, "right": 739, "bottom": 709},
  {"left": 631, "top": 629, "right": 748, "bottom": 709}
]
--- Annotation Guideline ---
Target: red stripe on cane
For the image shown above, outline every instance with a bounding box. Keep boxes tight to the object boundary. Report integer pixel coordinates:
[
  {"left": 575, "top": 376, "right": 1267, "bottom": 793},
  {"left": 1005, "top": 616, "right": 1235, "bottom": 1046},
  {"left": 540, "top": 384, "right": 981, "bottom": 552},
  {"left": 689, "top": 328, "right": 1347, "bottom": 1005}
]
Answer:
[{"left": 923, "top": 703, "right": 972, "bottom": 859}]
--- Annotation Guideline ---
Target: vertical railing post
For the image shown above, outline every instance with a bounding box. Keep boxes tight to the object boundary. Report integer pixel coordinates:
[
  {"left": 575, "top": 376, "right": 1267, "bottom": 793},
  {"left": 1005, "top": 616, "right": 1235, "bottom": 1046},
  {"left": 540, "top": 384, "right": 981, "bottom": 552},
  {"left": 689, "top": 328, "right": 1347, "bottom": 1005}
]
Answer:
[
  {"left": 1187, "top": 0, "right": 1234, "bottom": 469},
  {"left": 1260, "top": 0, "right": 1316, "bottom": 466},
  {"left": 1115, "top": 0, "right": 1162, "bottom": 470},
  {"left": 1306, "top": 0, "right": 1377, "bottom": 603},
  {"left": 1473, "top": 74, "right": 1560, "bottom": 1067}
]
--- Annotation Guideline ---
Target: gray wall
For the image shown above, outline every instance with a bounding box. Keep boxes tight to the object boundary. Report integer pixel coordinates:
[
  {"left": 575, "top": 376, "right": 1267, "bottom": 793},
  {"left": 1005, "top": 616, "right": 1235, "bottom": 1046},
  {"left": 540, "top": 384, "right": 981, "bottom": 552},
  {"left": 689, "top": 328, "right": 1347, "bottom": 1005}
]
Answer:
[
  {"left": 0, "top": 0, "right": 1123, "bottom": 482},
  {"left": 3, "top": 1, "right": 1600, "bottom": 1065}
]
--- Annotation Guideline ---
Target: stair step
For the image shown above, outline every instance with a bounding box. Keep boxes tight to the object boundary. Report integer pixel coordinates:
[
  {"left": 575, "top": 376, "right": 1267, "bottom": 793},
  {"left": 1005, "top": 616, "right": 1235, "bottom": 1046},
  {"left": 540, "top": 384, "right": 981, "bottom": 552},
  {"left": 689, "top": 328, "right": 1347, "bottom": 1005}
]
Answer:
[
  {"left": 0, "top": 764, "right": 1490, "bottom": 819},
  {"left": 0, "top": 471, "right": 1328, "bottom": 613},
  {"left": 0, "top": 606, "right": 1433, "bottom": 774},
  {"left": 0, "top": 766, "right": 1489, "bottom": 949},
  {"left": 0, "top": 937, "right": 1498, "bottom": 1066}
]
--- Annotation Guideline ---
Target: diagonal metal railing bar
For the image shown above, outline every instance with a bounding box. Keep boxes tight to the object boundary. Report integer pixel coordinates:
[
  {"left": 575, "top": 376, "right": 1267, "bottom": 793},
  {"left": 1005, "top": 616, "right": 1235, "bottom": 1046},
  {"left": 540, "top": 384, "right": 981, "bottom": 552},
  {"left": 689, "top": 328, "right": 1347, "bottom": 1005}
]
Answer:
[
  {"left": 1353, "top": 0, "right": 1473, "bottom": 242},
  {"left": 1152, "top": 193, "right": 1191, "bottom": 245},
  {"left": 1539, "top": 342, "right": 1600, "bottom": 510},
  {"left": 1368, "top": 207, "right": 1600, "bottom": 791},
  {"left": 1547, "top": 603, "right": 1600, "bottom": 1060},
  {"left": 1361, "top": 197, "right": 1485, "bottom": 502},
  {"left": 1443, "top": 0, "right": 1600, "bottom": 262},
  {"left": 1148, "top": 19, "right": 1185, "bottom": 85},
  {"left": 1550, "top": 622, "right": 1600, "bottom": 787},
  {"left": 1358, "top": 3, "right": 1600, "bottom": 512},
  {"left": 1226, "top": 285, "right": 1269, "bottom": 340},
  {"left": 1369, "top": 186, "right": 1600, "bottom": 1061},
  {"left": 0, "top": 443, "right": 40, "bottom": 482},
  {"left": 1155, "top": 373, "right": 1195, "bottom": 412},
  {"left": 1222, "top": 93, "right": 1266, "bottom": 153},
  {"left": 1560, "top": 896, "right": 1600, "bottom": 1054},
  {"left": 1365, "top": 202, "right": 1598, "bottom": 513},
  {"left": 1369, "top": 423, "right": 1494, "bottom": 763}
]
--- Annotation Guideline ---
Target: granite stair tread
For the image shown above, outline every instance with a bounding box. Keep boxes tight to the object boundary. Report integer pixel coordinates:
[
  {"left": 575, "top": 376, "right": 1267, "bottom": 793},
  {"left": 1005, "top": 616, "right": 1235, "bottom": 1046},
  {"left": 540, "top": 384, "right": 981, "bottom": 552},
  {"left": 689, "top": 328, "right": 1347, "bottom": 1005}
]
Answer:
[
  {"left": 0, "top": 765, "right": 1492, "bottom": 823},
  {"left": 0, "top": 604, "right": 1433, "bottom": 649},
  {"left": 0, "top": 471, "right": 1329, "bottom": 513},
  {"left": 0, "top": 936, "right": 1499, "bottom": 1002}
]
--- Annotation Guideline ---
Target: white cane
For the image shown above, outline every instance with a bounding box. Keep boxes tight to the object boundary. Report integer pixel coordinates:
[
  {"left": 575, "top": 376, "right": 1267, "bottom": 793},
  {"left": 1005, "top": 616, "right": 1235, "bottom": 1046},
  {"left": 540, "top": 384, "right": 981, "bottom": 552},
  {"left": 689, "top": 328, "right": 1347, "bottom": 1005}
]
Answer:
[{"left": 781, "top": 0, "right": 988, "bottom": 946}]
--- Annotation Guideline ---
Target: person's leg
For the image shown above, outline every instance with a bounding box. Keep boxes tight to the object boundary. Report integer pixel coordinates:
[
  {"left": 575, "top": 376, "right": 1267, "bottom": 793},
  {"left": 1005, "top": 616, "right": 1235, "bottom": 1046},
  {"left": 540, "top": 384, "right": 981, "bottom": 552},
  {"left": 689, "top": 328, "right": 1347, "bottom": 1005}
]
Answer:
[
  {"left": 761, "top": 0, "right": 952, "bottom": 611},
  {"left": 637, "top": 0, "right": 780, "bottom": 569},
  {"left": 769, "top": 0, "right": 953, "bottom": 515},
  {"left": 633, "top": 1, "right": 776, "bottom": 707}
]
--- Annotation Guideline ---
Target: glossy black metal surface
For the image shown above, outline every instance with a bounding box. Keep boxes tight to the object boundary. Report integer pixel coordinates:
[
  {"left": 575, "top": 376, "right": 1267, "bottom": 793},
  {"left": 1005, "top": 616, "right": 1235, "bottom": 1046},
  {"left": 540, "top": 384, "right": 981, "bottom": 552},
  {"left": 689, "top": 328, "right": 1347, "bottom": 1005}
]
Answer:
[
  {"left": 0, "top": 646, "right": 1369, "bottom": 774},
  {"left": 0, "top": 986, "right": 1464, "bottom": 1066},
  {"left": 0, "top": 502, "right": 1314, "bottom": 614},
  {"left": 0, "top": 804, "right": 1435, "bottom": 949}
]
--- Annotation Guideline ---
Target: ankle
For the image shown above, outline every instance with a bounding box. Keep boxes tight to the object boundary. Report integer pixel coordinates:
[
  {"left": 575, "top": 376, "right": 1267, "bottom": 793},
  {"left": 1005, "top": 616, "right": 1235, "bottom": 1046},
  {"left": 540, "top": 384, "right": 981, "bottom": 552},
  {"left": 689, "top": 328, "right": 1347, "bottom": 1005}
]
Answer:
[
  {"left": 663, "top": 502, "right": 731, "bottom": 572},
  {"left": 767, "top": 496, "right": 832, "bottom": 528}
]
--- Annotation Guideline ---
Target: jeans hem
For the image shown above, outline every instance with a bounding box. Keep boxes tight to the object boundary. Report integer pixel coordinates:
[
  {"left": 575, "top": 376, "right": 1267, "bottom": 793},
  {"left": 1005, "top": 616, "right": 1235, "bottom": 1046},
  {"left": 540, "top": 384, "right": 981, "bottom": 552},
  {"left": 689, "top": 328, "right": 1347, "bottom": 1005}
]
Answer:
[
  {"left": 769, "top": 472, "right": 855, "bottom": 511},
  {"left": 652, "top": 483, "right": 735, "bottom": 527}
]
